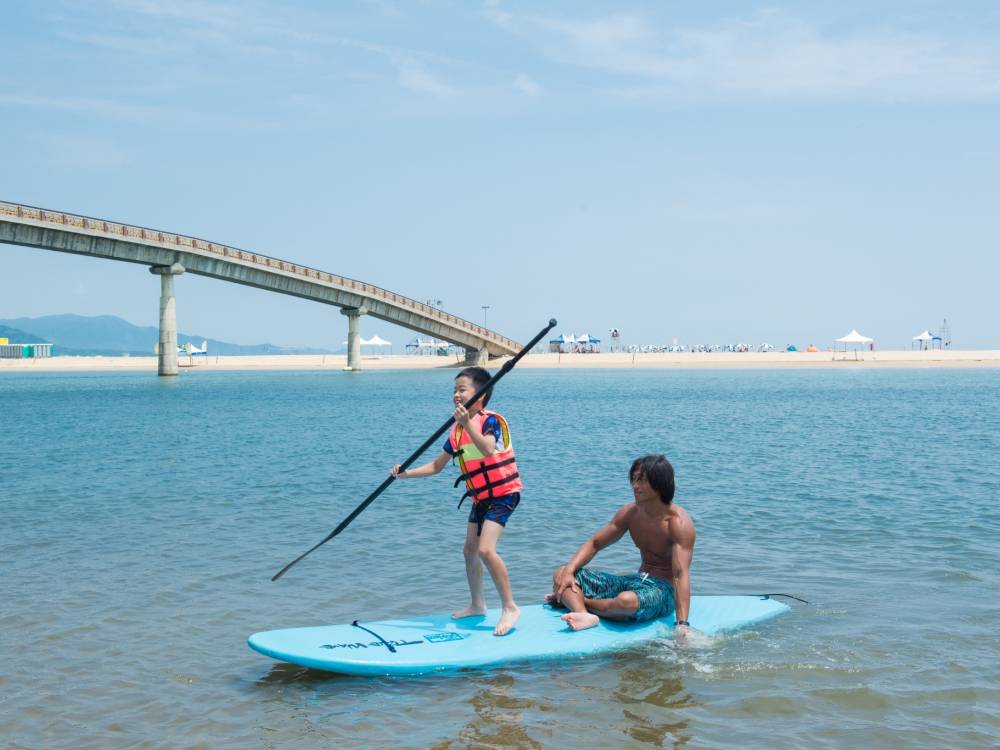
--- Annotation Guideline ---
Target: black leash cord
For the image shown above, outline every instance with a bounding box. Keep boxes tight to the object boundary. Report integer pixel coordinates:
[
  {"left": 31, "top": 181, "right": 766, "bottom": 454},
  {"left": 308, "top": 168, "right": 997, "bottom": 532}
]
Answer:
[
  {"left": 351, "top": 620, "right": 397, "bottom": 653},
  {"left": 760, "top": 593, "right": 810, "bottom": 604}
]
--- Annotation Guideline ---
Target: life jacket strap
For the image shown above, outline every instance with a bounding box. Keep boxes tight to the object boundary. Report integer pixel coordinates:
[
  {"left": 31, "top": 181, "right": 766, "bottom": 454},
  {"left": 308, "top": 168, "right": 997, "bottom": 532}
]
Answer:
[
  {"left": 453, "top": 456, "right": 517, "bottom": 488},
  {"left": 456, "top": 472, "right": 520, "bottom": 507},
  {"left": 471, "top": 498, "right": 495, "bottom": 537}
]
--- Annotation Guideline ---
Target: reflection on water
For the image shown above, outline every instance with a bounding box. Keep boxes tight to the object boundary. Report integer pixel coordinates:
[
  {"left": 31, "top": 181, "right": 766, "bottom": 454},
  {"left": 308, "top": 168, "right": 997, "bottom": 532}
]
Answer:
[
  {"left": 613, "top": 663, "right": 694, "bottom": 748},
  {"left": 255, "top": 662, "right": 345, "bottom": 688},
  {"left": 431, "top": 673, "right": 548, "bottom": 750}
]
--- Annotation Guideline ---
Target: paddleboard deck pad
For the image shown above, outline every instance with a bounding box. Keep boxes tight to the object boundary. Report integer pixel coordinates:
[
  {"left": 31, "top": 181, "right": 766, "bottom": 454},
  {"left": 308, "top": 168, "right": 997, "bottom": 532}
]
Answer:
[{"left": 248, "top": 595, "right": 789, "bottom": 676}]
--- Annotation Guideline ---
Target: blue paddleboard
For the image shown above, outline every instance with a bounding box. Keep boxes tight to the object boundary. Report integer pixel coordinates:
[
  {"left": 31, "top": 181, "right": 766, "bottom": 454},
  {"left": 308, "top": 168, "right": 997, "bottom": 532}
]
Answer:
[{"left": 248, "top": 595, "right": 789, "bottom": 676}]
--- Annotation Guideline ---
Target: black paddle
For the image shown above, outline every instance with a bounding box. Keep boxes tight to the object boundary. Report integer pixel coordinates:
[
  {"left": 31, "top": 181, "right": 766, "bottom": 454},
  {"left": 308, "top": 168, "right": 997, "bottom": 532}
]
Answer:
[{"left": 271, "top": 318, "right": 557, "bottom": 581}]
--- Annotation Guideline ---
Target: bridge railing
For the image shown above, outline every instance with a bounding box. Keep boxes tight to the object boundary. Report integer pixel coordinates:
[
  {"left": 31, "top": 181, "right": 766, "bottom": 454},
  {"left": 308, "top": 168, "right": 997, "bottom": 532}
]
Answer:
[{"left": 1, "top": 201, "right": 519, "bottom": 351}]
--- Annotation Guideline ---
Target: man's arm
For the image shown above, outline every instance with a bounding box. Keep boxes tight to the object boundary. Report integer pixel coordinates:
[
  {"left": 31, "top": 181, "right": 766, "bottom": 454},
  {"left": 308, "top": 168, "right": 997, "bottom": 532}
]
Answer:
[
  {"left": 669, "top": 515, "right": 696, "bottom": 627},
  {"left": 554, "top": 505, "right": 632, "bottom": 598}
]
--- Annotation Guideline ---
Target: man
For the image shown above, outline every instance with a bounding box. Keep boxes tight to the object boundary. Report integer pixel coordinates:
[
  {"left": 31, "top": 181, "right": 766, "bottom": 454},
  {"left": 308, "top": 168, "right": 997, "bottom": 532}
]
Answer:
[{"left": 550, "top": 455, "right": 695, "bottom": 635}]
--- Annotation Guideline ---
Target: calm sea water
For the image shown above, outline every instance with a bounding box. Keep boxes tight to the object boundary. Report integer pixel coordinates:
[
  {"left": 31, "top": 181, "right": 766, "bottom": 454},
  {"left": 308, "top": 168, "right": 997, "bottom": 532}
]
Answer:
[{"left": 2, "top": 366, "right": 998, "bottom": 749}]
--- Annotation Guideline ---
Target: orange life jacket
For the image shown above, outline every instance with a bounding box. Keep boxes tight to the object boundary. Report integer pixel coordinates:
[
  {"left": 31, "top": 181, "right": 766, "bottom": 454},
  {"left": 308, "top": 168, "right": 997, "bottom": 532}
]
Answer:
[{"left": 450, "top": 411, "right": 522, "bottom": 505}]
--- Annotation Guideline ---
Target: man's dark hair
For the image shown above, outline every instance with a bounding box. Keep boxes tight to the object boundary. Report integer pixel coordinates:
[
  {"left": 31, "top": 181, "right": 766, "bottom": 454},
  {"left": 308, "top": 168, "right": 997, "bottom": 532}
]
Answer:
[
  {"left": 630, "top": 454, "right": 675, "bottom": 504},
  {"left": 455, "top": 366, "right": 492, "bottom": 408}
]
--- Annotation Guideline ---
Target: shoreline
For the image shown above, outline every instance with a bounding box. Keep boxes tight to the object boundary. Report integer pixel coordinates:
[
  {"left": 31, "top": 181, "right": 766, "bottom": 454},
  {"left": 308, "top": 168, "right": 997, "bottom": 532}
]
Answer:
[{"left": 3, "top": 350, "right": 1000, "bottom": 372}]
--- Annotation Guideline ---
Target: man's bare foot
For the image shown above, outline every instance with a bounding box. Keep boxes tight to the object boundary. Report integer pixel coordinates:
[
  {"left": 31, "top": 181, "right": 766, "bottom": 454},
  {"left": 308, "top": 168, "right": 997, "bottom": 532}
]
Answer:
[
  {"left": 494, "top": 605, "right": 520, "bottom": 636},
  {"left": 544, "top": 593, "right": 563, "bottom": 606},
  {"left": 561, "top": 612, "right": 600, "bottom": 631},
  {"left": 451, "top": 605, "right": 487, "bottom": 620}
]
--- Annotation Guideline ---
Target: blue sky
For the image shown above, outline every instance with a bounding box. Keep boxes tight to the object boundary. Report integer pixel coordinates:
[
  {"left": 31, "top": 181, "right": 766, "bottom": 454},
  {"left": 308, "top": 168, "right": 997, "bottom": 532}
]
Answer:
[{"left": 2, "top": 1, "right": 998, "bottom": 349}]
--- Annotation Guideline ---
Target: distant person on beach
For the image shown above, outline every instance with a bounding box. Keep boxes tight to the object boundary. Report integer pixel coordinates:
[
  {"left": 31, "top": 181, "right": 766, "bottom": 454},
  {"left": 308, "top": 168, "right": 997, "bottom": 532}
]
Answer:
[
  {"left": 548, "top": 455, "right": 695, "bottom": 636},
  {"left": 390, "top": 367, "right": 523, "bottom": 636}
]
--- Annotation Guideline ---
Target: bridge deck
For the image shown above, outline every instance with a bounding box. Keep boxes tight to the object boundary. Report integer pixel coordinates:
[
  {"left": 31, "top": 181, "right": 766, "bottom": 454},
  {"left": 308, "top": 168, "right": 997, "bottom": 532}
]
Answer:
[{"left": 0, "top": 201, "right": 520, "bottom": 356}]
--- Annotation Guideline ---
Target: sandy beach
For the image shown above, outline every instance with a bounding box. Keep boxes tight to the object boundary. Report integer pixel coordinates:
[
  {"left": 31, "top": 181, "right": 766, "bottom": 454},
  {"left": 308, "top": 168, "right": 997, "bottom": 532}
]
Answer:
[{"left": 3, "top": 349, "right": 999, "bottom": 372}]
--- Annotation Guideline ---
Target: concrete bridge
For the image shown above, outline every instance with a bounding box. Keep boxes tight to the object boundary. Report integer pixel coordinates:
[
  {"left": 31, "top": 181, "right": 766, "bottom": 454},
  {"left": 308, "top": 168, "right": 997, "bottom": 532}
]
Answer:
[{"left": 0, "top": 201, "right": 521, "bottom": 375}]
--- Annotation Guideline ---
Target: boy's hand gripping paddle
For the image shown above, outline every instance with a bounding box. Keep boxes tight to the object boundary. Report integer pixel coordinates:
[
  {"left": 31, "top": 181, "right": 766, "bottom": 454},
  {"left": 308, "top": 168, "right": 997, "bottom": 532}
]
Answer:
[{"left": 271, "top": 318, "right": 557, "bottom": 581}]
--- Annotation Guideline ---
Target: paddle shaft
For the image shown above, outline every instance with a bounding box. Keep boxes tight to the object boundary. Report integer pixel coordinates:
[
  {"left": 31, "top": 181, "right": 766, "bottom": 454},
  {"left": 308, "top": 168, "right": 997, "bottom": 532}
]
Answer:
[{"left": 271, "top": 318, "right": 557, "bottom": 581}]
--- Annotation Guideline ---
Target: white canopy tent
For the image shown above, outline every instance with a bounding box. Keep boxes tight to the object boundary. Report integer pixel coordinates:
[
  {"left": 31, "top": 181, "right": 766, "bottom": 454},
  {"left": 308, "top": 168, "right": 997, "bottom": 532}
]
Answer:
[
  {"left": 835, "top": 329, "right": 873, "bottom": 344},
  {"left": 912, "top": 330, "right": 942, "bottom": 350},
  {"left": 834, "top": 329, "right": 874, "bottom": 360},
  {"left": 365, "top": 334, "right": 392, "bottom": 354},
  {"left": 342, "top": 335, "right": 391, "bottom": 355}
]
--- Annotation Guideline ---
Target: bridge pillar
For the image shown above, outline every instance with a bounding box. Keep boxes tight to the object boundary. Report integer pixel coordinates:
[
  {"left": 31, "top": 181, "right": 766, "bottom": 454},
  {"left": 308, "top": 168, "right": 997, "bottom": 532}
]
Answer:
[
  {"left": 464, "top": 346, "right": 489, "bottom": 367},
  {"left": 150, "top": 263, "right": 185, "bottom": 376},
  {"left": 340, "top": 306, "right": 368, "bottom": 371}
]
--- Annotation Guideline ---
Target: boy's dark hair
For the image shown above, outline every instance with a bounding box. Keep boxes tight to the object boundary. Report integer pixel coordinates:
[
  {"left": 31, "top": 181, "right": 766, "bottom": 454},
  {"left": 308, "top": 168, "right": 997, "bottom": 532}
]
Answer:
[
  {"left": 455, "top": 366, "right": 493, "bottom": 408},
  {"left": 629, "top": 455, "right": 675, "bottom": 504}
]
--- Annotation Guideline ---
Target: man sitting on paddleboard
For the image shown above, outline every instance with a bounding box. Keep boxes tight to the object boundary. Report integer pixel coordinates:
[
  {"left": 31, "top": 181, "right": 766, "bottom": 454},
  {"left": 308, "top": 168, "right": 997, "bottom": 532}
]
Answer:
[{"left": 549, "top": 454, "right": 695, "bottom": 635}]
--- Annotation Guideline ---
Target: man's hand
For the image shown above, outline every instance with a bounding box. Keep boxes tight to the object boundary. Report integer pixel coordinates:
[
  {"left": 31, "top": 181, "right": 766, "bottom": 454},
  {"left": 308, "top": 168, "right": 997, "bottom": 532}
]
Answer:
[
  {"left": 674, "top": 622, "right": 691, "bottom": 646},
  {"left": 552, "top": 566, "right": 579, "bottom": 602}
]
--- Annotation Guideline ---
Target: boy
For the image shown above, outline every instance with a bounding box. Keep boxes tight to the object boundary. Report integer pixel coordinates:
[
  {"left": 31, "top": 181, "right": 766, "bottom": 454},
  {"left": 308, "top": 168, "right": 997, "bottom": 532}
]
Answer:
[{"left": 390, "top": 367, "right": 522, "bottom": 636}]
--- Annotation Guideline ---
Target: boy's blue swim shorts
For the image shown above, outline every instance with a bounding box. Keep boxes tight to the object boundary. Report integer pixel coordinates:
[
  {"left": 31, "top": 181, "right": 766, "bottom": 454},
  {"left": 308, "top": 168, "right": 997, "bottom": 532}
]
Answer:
[{"left": 468, "top": 492, "right": 520, "bottom": 529}]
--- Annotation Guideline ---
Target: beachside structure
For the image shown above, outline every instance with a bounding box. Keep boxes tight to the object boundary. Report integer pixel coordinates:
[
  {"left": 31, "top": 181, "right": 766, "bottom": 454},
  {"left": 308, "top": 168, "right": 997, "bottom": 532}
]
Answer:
[
  {"left": 406, "top": 337, "right": 452, "bottom": 355},
  {"left": 574, "top": 333, "right": 601, "bottom": 352},
  {"left": 0, "top": 342, "right": 53, "bottom": 359},
  {"left": 341, "top": 335, "right": 393, "bottom": 355},
  {"left": 834, "top": 329, "right": 874, "bottom": 360},
  {"left": 0, "top": 201, "right": 520, "bottom": 375},
  {"left": 912, "top": 330, "right": 943, "bottom": 350},
  {"left": 549, "top": 333, "right": 576, "bottom": 353}
]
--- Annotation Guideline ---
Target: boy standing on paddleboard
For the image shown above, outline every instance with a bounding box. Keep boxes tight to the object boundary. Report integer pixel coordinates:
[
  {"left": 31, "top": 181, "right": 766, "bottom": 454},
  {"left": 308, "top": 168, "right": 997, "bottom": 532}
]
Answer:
[
  {"left": 549, "top": 454, "right": 695, "bottom": 638},
  {"left": 389, "top": 367, "right": 523, "bottom": 636}
]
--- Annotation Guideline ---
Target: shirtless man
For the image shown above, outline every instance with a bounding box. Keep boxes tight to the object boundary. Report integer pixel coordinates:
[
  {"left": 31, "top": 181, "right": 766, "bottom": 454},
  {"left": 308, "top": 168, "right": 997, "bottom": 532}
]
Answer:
[{"left": 550, "top": 454, "right": 696, "bottom": 635}]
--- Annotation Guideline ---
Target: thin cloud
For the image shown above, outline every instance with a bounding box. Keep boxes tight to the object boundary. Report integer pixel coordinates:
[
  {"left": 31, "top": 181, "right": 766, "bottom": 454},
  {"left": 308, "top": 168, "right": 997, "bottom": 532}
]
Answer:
[
  {"left": 396, "top": 61, "right": 456, "bottom": 97},
  {"left": 513, "top": 73, "right": 541, "bottom": 97},
  {"left": 37, "top": 135, "right": 134, "bottom": 169},
  {"left": 494, "top": 8, "right": 1000, "bottom": 101},
  {"left": 61, "top": 1, "right": 298, "bottom": 59},
  {"left": 483, "top": 0, "right": 512, "bottom": 28},
  {"left": 106, "top": 0, "right": 258, "bottom": 34},
  {"left": 66, "top": 1, "right": 464, "bottom": 102},
  {"left": 0, "top": 93, "right": 279, "bottom": 129}
]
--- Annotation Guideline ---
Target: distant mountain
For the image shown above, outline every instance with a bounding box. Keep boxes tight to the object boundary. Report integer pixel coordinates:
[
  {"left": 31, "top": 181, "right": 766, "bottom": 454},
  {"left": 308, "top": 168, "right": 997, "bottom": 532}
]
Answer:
[
  {"left": 1, "top": 324, "right": 47, "bottom": 344},
  {"left": 0, "top": 314, "right": 336, "bottom": 356}
]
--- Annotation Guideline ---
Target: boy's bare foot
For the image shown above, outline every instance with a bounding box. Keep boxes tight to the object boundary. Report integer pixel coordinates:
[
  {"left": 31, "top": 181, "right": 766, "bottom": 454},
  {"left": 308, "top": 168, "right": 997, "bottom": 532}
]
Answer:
[
  {"left": 561, "top": 612, "right": 600, "bottom": 631},
  {"left": 451, "top": 605, "right": 487, "bottom": 620},
  {"left": 494, "top": 605, "right": 520, "bottom": 636},
  {"left": 544, "top": 593, "right": 566, "bottom": 608}
]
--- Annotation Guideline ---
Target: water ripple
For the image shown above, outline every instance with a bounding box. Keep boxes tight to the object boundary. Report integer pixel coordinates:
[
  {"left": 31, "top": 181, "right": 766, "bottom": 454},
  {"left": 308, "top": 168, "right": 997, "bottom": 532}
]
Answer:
[{"left": 2, "top": 368, "right": 998, "bottom": 749}]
